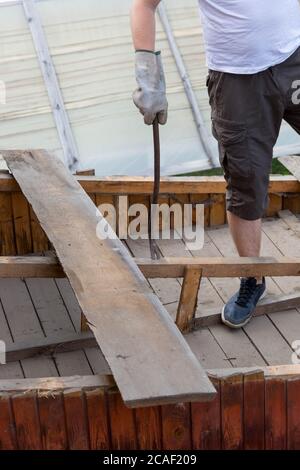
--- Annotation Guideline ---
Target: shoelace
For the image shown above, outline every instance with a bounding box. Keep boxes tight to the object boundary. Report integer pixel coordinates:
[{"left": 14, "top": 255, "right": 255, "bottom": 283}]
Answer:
[{"left": 235, "top": 278, "right": 257, "bottom": 307}]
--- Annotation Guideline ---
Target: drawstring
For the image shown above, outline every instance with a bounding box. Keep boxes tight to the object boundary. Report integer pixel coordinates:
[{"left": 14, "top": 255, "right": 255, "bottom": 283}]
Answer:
[{"left": 148, "top": 117, "right": 161, "bottom": 260}]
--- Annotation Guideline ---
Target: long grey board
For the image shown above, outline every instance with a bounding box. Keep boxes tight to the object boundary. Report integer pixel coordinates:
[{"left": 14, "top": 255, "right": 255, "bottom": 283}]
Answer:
[{"left": 2, "top": 150, "right": 215, "bottom": 407}]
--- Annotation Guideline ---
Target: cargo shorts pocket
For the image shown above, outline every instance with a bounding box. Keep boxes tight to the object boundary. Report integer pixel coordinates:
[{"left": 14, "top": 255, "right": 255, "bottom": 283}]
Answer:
[{"left": 212, "top": 117, "right": 249, "bottom": 178}]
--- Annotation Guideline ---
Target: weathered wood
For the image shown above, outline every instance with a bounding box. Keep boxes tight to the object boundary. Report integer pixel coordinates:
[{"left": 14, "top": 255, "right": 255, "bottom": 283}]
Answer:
[
  {"left": 2, "top": 150, "right": 215, "bottom": 407},
  {"left": 265, "top": 377, "right": 287, "bottom": 449},
  {"left": 243, "top": 372, "right": 265, "bottom": 450},
  {"left": 0, "top": 394, "right": 16, "bottom": 449},
  {"left": 279, "top": 156, "right": 300, "bottom": 181},
  {"left": 176, "top": 266, "right": 202, "bottom": 333},
  {"left": 191, "top": 378, "right": 221, "bottom": 450},
  {"left": 63, "top": 390, "right": 90, "bottom": 450},
  {"left": 11, "top": 192, "right": 32, "bottom": 255},
  {"left": 137, "top": 256, "right": 300, "bottom": 278},
  {"left": 193, "top": 293, "right": 300, "bottom": 328},
  {"left": 38, "top": 392, "right": 67, "bottom": 450},
  {"left": 4, "top": 331, "right": 97, "bottom": 363},
  {"left": 220, "top": 374, "right": 243, "bottom": 450},
  {"left": 12, "top": 392, "right": 42, "bottom": 450},
  {"left": 287, "top": 378, "right": 300, "bottom": 450},
  {"left": 135, "top": 406, "right": 162, "bottom": 450},
  {"left": 161, "top": 403, "right": 192, "bottom": 450},
  {"left": 0, "top": 256, "right": 64, "bottom": 278},
  {"left": 108, "top": 391, "right": 137, "bottom": 450},
  {"left": 0, "top": 173, "right": 299, "bottom": 195},
  {"left": 85, "top": 389, "right": 110, "bottom": 450}
]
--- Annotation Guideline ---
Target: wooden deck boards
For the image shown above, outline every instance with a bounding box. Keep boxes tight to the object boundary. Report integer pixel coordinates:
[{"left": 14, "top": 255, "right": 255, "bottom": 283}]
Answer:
[{"left": 0, "top": 215, "right": 300, "bottom": 379}]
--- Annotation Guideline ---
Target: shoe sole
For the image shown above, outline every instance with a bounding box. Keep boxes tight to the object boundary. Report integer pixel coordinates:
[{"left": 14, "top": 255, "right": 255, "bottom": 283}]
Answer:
[{"left": 221, "top": 289, "right": 267, "bottom": 329}]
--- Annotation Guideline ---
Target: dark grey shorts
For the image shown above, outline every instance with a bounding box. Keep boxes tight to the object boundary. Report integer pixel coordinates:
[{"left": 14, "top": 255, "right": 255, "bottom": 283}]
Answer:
[{"left": 207, "top": 46, "right": 300, "bottom": 220}]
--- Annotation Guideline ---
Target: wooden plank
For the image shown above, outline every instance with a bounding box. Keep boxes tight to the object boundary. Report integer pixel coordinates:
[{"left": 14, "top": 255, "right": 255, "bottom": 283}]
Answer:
[
  {"left": 30, "top": 207, "right": 49, "bottom": 253},
  {"left": 185, "top": 329, "right": 231, "bottom": 370},
  {"left": 287, "top": 378, "right": 300, "bottom": 450},
  {"left": 0, "top": 173, "right": 300, "bottom": 195},
  {"left": 191, "top": 378, "right": 221, "bottom": 450},
  {"left": 0, "top": 193, "right": 16, "bottom": 255},
  {"left": 161, "top": 403, "right": 192, "bottom": 450},
  {"left": 265, "top": 377, "right": 287, "bottom": 449},
  {"left": 0, "top": 394, "right": 17, "bottom": 449},
  {"left": 220, "top": 374, "right": 243, "bottom": 450},
  {"left": 22, "top": 0, "right": 80, "bottom": 171},
  {"left": 2, "top": 150, "right": 215, "bottom": 407},
  {"left": 11, "top": 192, "right": 32, "bottom": 255},
  {"left": 12, "top": 392, "right": 42, "bottom": 450},
  {"left": 4, "top": 331, "right": 97, "bottom": 362},
  {"left": 38, "top": 392, "right": 67, "bottom": 450},
  {"left": 135, "top": 406, "right": 162, "bottom": 450},
  {"left": 108, "top": 391, "right": 137, "bottom": 450},
  {"left": 176, "top": 266, "right": 202, "bottom": 332},
  {"left": 0, "top": 256, "right": 64, "bottom": 278},
  {"left": 136, "top": 256, "right": 300, "bottom": 278},
  {"left": 243, "top": 371, "right": 265, "bottom": 450},
  {"left": 63, "top": 390, "right": 90, "bottom": 450},
  {"left": 193, "top": 293, "right": 300, "bottom": 328},
  {"left": 0, "top": 375, "right": 115, "bottom": 392},
  {"left": 85, "top": 389, "right": 110, "bottom": 450},
  {"left": 266, "top": 193, "right": 283, "bottom": 217},
  {"left": 279, "top": 156, "right": 300, "bottom": 181},
  {"left": 210, "top": 194, "right": 226, "bottom": 226}
]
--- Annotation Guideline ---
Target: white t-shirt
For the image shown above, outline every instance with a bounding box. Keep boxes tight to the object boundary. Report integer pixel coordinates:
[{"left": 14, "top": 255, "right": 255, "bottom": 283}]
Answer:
[{"left": 198, "top": 0, "right": 300, "bottom": 74}]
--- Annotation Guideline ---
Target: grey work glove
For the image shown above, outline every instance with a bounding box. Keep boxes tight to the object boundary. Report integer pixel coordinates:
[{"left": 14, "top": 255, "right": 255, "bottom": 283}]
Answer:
[{"left": 133, "top": 50, "right": 168, "bottom": 125}]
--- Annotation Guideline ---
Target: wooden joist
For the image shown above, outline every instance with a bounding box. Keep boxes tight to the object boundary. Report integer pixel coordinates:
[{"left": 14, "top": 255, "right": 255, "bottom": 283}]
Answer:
[
  {"left": 0, "top": 172, "right": 300, "bottom": 195},
  {"left": 278, "top": 156, "right": 300, "bottom": 181},
  {"left": 136, "top": 256, "right": 300, "bottom": 278},
  {"left": 176, "top": 266, "right": 202, "bottom": 332},
  {"left": 1, "top": 150, "right": 216, "bottom": 408},
  {"left": 1, "top": 255, "right": 300, "bottom": 279}
]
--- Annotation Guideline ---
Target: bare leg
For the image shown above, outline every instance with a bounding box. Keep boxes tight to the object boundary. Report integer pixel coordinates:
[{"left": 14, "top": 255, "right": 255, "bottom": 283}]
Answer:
[{"left": 227, "top": 211, "right": 263, "bottom": 283}]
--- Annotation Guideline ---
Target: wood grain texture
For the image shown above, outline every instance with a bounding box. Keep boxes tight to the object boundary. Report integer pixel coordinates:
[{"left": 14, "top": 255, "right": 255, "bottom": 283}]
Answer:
[
  {"left": 287, "top": 378, "right": 300, "bottom": 450},
  {"left": 161, "top": 403, "right": 192, "bottom": 450},
  {"left": 2, "top": 150, "right": 215, "bottom": 407},
  {"left": 38, "top": 392, "right": 68, "bottom": 450},
  {"left": 243, "top": 372, "right": 265, "bottom": 450},
  {"left": 221, "top": 374, "right": 243, "bottom": 450},
  {"left": 85, "top": 388, "right": 110, "bottom": 450},
  {"left": 265, "top": 377, "right": 287, "bottom": 450},
  {"left": 108, "top": 391, "right": 138, "bottom": 450},
  {"left": 191, "top": 378, "right": 221, "bottom": 450},
  {"left": 0, "top": 394, "right": 17, "bottom": 449},
  {"left": 63, "top": 390, "right": 90, "bottom": 450},
  {"left": 12, "top": 392, "right": 42, "bottom": 450}
]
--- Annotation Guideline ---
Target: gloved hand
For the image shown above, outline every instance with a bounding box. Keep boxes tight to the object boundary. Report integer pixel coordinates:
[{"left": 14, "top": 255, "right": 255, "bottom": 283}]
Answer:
[{"left": 133, "top": 51, "right": 168, "bottom": 125}]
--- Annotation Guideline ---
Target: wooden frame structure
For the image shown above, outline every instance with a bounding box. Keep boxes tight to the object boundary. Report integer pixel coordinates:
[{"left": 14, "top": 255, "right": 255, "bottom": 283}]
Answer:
[{"left": 0, "top": 153, "right": 299, "bottom": 448}]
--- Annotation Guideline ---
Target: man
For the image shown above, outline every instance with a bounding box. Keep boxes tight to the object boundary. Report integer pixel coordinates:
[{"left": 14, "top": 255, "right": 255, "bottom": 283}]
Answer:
[{"left": 130, "top": 0, "right": 300, "bottom": 328}]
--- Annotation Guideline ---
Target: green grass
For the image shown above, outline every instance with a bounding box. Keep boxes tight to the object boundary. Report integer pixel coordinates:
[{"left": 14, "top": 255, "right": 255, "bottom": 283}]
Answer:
[{"left": 177, "top": 157, "right": 291, "bottom": 177}]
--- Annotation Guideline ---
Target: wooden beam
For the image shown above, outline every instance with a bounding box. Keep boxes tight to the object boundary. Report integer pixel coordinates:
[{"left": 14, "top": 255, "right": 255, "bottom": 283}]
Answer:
[
  {"left": 278, "top": 156, "right": 300, "bottom": 181},
  {"left": 0, "top": 173, "right": 299, "bottom": 195},
  {"left": 2, "top": 150, "right": 216, "bottom": 408},
  {"left": 136, "top": 256, "right": 300, "bottom": 278},
  {"left": 0, "top": 256, "right": 64, "bottom": 278},
  {"left": 5, "top": 331, "right": 98, "bottom": 363},
  {"left": 1, "top": 255, "right": 300, "bottom": 280},
  {"left": 1, "top": 365, "right": 300, "bottom": 394},
  {"left": 22, "top": 0, "right": 80, "bottom": 172},
  {"left": 176, "top": 266, "right": 202, "bottom": 333},
  {"left": 193, "top": 293, "right": 300, "bottom": 328}
]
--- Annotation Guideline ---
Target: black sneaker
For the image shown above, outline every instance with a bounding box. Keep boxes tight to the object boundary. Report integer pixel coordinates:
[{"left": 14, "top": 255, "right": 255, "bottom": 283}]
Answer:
[{"left": 221, "top": 277, "right": 266, "bottom": 329}]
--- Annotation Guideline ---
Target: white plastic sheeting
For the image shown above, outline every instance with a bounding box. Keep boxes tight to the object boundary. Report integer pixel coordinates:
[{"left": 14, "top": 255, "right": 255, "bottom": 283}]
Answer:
[{"left": 0, "top": 0, "right": 299, "bottom": 176}]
